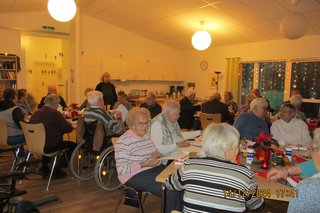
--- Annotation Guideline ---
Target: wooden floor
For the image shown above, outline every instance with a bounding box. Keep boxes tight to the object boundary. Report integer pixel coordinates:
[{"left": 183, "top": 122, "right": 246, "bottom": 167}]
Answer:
[{"left": 1, "top": 155, "right": 289, "bottom": 213}]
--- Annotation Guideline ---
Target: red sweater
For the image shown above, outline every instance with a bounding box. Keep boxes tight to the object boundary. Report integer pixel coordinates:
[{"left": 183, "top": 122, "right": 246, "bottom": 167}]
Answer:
[{"left": 30, "top": 106, "right": 73, "bottom": 148}]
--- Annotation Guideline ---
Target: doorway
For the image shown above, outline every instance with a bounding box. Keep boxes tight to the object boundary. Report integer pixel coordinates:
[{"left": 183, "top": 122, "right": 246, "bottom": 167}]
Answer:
[{"left": 23, "top": 35, "right": 70, "bottom": 104}]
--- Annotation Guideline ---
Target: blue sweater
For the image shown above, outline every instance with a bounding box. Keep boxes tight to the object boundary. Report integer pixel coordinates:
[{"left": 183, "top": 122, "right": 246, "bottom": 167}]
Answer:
[{"left": 233, "top": 112, "right": 269, "bottom": 140}]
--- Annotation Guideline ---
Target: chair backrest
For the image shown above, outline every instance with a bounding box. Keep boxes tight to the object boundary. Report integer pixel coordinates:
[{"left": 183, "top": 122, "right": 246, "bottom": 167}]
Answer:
[
  {"left": 199, "top": 112, "right": 221, "bottom": 130},
  {"left": 20, "top": 122, "right": 46, "bottom": 155},
  {"left": 0, "top": 119, "right": 8, "bottom": 146}
]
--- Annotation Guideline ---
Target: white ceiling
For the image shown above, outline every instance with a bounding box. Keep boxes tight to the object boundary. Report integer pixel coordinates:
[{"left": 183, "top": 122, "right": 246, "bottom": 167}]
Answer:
[{"left": 1, "top": 0, "right": 320, "bottom": 50}]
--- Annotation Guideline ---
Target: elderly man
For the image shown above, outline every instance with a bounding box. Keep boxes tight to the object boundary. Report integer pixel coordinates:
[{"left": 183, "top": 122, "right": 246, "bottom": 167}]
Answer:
[
  {"left": 140, "top": 91, "right": 162, "bottom": 119},
  {"left": 234, "top": 97, "right": 269, "bottom": 140},
  {"left": 201, "top": 92, "right": 233, "bottom": 124},
  {"left": 178, "top": 88, "right": 201, "bottom": 130},
  {"left": 38, "top": 84, "right": 67, "bottom": 110},
  {"left": 30, "top": 94, "right": 76, "bottom": 178},
  {"left": 83, "top": 91, "right": 125, "bottom": 137}
]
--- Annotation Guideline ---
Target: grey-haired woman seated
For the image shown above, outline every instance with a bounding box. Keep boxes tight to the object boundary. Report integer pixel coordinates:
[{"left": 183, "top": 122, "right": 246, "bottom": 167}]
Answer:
[{"left": 166, "top": 123, "right": 264, "bottom": 212}]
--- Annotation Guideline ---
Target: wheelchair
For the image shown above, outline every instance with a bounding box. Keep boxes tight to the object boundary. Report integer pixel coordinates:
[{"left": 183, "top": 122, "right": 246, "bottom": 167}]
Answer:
[{"left": 69, "top": 120, "right": 122, "bottom": 191}]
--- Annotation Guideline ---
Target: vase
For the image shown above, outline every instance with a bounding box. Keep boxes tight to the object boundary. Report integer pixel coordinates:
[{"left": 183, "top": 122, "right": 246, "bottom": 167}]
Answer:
[{"left": 255, "top": 149, "right": 271, "bottom": 161}]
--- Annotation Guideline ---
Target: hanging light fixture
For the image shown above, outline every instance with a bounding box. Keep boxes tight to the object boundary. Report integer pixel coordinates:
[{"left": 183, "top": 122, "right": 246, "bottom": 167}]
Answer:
[
  {"left": 279, "top": 0, "right": 308, "bottom": 40},
  {"left": 192, "top": 21, "right": 212, "bottom": 51},
  {"left": 48, "top": 0, "right": 77, "bottom": 22}
]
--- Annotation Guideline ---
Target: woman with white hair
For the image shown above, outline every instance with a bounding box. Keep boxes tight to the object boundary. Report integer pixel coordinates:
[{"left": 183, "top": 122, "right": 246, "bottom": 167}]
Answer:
[
  {"left": 95, "top": 72, "right": 117, "bottom": 109},
  {"left": 271, "top": 103, "right": 311, "bottom": 145},
  {"left": 290, "top": 94, "right": 307, "bottom": 121},
  {"left": 166, "top": 123, "right": 264, "bottom": 212},
  {"left": 149, "top": 100, "right": 200, "bottom": 159},
  {"left": 177, "top": 88, "right": 200, "bottom": 129},
  {"left": 234, "top": 97, "right": 269, "bottom": 140}
]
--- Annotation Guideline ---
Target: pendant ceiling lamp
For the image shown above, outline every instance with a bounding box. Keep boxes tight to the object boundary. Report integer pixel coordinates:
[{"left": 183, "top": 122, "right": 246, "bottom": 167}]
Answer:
[
  {"left": 279, "top": 0, "right": 308, "bottom": 40},
  {"left": 192, "top": 22, "right": 211, "bottom": 51},
  {"left": 48, "top": 0, "right": 77, "bottom": 22}
]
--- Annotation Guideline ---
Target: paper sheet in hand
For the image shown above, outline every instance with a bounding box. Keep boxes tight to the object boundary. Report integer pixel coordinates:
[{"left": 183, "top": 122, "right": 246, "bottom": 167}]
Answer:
[
  {"left": 117, "top": 104, "right": 128, "bottom": 121},
  {"left": 189, "top": 141, "right": 202, "bottom": 147},
  {"left": 159, "top": 153, "right": 188, "bottom": 160}
]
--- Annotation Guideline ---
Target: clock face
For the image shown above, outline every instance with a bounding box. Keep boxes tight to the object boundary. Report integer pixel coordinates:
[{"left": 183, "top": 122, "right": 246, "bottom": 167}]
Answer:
[{"left": 200, "top": 60, "right": 208, "bottom": 71}]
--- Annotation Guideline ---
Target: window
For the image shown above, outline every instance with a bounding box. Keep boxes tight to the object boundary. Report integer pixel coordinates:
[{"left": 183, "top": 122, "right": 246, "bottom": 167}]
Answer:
[{"left": 240, "top": 63, "right": 254, "bottom": 105}]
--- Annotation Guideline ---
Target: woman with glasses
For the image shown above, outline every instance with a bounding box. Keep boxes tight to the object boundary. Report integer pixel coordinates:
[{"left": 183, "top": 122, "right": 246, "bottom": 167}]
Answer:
[
  {"left": 267, "top": 127, "right": 320, "bottom": 180},
  {"left": 114, "top": 107, "right": 164, "bottom": 195},
  {"left": 271, "top": 103, "right": 311, "bottom": 145}
]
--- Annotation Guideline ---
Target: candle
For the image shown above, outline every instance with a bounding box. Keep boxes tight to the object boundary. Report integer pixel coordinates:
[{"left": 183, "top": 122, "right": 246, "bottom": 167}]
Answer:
[{"left": 261, "top": 160, "right": 268, "bottom": 169}]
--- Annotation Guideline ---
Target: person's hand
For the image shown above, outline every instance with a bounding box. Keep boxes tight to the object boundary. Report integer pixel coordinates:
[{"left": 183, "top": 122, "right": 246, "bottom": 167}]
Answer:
[
  {"left": 140, "top": 159, "right": 161, "bottom": 168},
  {"left": 177, "top": 141, "right": 190, "bottom": 147},
  {"left": 267, "top": 167, "right": 288, "bottom": 182},
  {"left": 150, "top": 151, "right": 160, "bottom": 160},
  {"left": 113, "top": 110, "right": 122, "bottom": 119}
]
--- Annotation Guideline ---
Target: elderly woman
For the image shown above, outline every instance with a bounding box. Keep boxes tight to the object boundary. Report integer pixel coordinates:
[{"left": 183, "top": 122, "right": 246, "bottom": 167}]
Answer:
[
  {"left": 112, "top": 90, "right": 132, "bottom": 111},
  {"left": 234, "top": 97, "right": 269, "bottom": 140},
  {"left": 79, "top": 88, "right": 93, "bottom": 110},
  {"left": 0, "top": 88, "right": 25, "bottom": 146},
  {"left": 166, "top": 123, "right": 264, "bottom": 212},
  {"left": 178, "top": 88, "right": 200, "bottom": 130},
  {"left": 271, "top": 103, "right": 311, "bottom": 145},
  {"left": 224, "top": 90, "right": 238, "bottom": 114},
  {"left": 115, "top": 108, "right": 163, "bottom": 192},
  {"left": 95, "top": 72, "right": 117, "bottom": 109},
  {"left": 140, "top": 91, "right": 162, "bottom": 118},
  {"left": 290, "top": 94, "right": 306, "bottom": 121},
  {"left": 17, "top": 89, "right": 32, "bottom": 115},
  {"left": 267, "top": 128, "right": 320, "bottom": 181},
  {"left": 149, "top": 100, "right": 201, "bottom": 158}
]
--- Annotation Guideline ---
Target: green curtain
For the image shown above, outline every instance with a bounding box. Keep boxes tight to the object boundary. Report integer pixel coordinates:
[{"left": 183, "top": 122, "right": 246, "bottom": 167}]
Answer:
[{"left": 225, "top": 58, "right": 240, "bottom": 103}]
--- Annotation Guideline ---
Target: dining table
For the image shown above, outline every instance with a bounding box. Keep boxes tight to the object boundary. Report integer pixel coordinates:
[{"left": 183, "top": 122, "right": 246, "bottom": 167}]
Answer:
[{"left": 155, "top": 141, "right": 301, "bottom": 213}]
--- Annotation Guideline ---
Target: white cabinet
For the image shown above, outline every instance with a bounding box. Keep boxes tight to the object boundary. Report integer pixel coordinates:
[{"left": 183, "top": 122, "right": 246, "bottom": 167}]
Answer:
[{"left": 101, "top": 59, "right": 121, "bottom": 79}]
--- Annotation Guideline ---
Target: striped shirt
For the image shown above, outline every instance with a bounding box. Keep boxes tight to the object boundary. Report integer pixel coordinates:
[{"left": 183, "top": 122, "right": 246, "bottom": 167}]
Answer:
[
  {"left": 115, "top": 129, "right": 157, "bottom": 184},
  {"left": 166, "top": 157, "right": 264, "bottom": 213},
  {"left": 83, "top": 107, "right": 125, "bottom": 136}
]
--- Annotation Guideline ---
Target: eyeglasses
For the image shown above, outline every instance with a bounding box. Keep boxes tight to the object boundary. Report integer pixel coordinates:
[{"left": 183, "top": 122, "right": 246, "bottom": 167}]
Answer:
[{"left": 136, "top": 121, "right": 150, "bottom": 127}]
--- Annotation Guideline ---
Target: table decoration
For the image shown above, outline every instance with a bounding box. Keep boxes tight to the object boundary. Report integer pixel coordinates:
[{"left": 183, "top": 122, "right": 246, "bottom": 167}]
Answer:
[{"left": 253, "top": 132, "right": 279, "bottom": 161}]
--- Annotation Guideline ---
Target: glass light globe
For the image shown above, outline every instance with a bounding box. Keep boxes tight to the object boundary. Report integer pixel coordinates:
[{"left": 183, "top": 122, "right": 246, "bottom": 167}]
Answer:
[
  {"left": 192, "top": 30, "right": 212, "bottom": 51},
  {"left": 279, "top": 12, "right": 308, "bottom": 40},
  {"left": 48, "top": 0, "right": 77, "bottom": 22}
]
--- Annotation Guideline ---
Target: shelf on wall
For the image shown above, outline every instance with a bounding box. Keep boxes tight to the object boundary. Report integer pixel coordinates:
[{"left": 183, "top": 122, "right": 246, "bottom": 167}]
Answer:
[
  {"left": 303, "top": 99, "right": 320, "bottom": 104},
  {"left": 111, "top": 79, "right": 184, "bottom": 83}
]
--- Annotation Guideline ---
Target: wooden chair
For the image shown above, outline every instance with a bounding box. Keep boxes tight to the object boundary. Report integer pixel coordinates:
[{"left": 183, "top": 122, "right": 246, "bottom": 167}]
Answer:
[
  {"left": 0, "top": 119, "right": 24, "bottom": 171},
  {"left": 20, "top": 122, "right": 69, "bottom": 191},
  {"left": 199, "top": 112, "right": 221, "bottom": 130}
]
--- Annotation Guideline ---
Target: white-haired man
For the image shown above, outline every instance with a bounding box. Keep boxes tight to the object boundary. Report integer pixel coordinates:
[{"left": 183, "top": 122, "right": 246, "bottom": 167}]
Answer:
[
  {"left": 233, "top": 97, "right": 269, "bottom": 140},
  {"left": 178, "top": 88, "right": 200, "bottom": 129},
  {"left": 83, "top": 91, "right": 125, "bottom": 137}
]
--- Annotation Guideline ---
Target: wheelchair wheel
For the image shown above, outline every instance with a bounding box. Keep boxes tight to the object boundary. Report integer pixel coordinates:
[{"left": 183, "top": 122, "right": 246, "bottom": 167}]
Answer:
[
  {"left": 70, "top": 142, "right": 99, "bottom": 181},
  {"left": 94, "top": 146, "right": 122, "bottom": 191}
]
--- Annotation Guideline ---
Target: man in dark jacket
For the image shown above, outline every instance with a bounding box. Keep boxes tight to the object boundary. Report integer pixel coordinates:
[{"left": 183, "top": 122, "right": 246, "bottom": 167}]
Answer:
[
  {"left": 38, "top": 84, "right": 68, "bottom": 109},
  {"left": 201, "top": 92, "right": 233, "bottom": 124},
  {"left": 30, "top": 94, "right": 75, "bottom": 178},
  {"left": 178, "top": 88, "right": 200, "bottom": 129}
]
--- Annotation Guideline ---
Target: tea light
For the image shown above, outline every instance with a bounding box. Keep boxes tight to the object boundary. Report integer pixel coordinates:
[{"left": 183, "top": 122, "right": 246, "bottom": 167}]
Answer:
[{"left": 261, "top": 160, "right": 268, "bottom": 169}]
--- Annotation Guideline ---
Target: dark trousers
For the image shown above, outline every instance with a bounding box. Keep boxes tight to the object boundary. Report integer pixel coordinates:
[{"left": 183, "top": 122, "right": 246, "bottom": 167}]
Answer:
[
  {"left": 125, "top": 165, "right": 183, "bottom": 213},
  {"left": 42, "top": 141, "right": 76, "bottom": 169}
]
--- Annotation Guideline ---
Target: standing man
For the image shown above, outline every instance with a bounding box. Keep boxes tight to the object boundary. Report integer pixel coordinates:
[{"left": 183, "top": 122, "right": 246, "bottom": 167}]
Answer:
[
  {"left": 178, "top": 88, "right": 200, "bottom": 130},
  {"left": 38, "top": 84, "right": 68, "bottom": 110},
  {"left": 30, "top": 94, "right": 76, "bottom": 178},
  {"left": 95, "top": 72, "right": 117, "bottom": 109}
]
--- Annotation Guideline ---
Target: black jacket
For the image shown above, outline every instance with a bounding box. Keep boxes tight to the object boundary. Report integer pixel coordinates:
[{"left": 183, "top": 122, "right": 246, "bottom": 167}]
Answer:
[
  {"left": 201, "top": 99, "right": 233, "bottom": 124},
  {"left": 178, "top": 97, "right": 201, "bottom": 129},
  {"left": 38, "top": 94, "right": 68, "bottom": 109},
  {"left": 95, "top": 82, "right": 117, "bottom": 108}
]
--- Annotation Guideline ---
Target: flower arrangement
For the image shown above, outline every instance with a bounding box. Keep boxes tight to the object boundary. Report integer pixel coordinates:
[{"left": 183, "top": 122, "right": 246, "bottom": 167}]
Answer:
[{"left": 252, "top": 132, "right": 279, "bottom": 161}]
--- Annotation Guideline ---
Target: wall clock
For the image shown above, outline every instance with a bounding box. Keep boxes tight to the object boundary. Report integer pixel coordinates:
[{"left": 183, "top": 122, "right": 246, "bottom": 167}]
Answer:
[{"left": 200, "top": 60, "right": 208, "bottom": 71}]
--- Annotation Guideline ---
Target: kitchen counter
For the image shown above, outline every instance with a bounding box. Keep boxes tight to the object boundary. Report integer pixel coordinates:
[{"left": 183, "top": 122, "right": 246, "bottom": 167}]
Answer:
[{"left": 129, "top": 97, "right": 181, "bottom": 107}]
